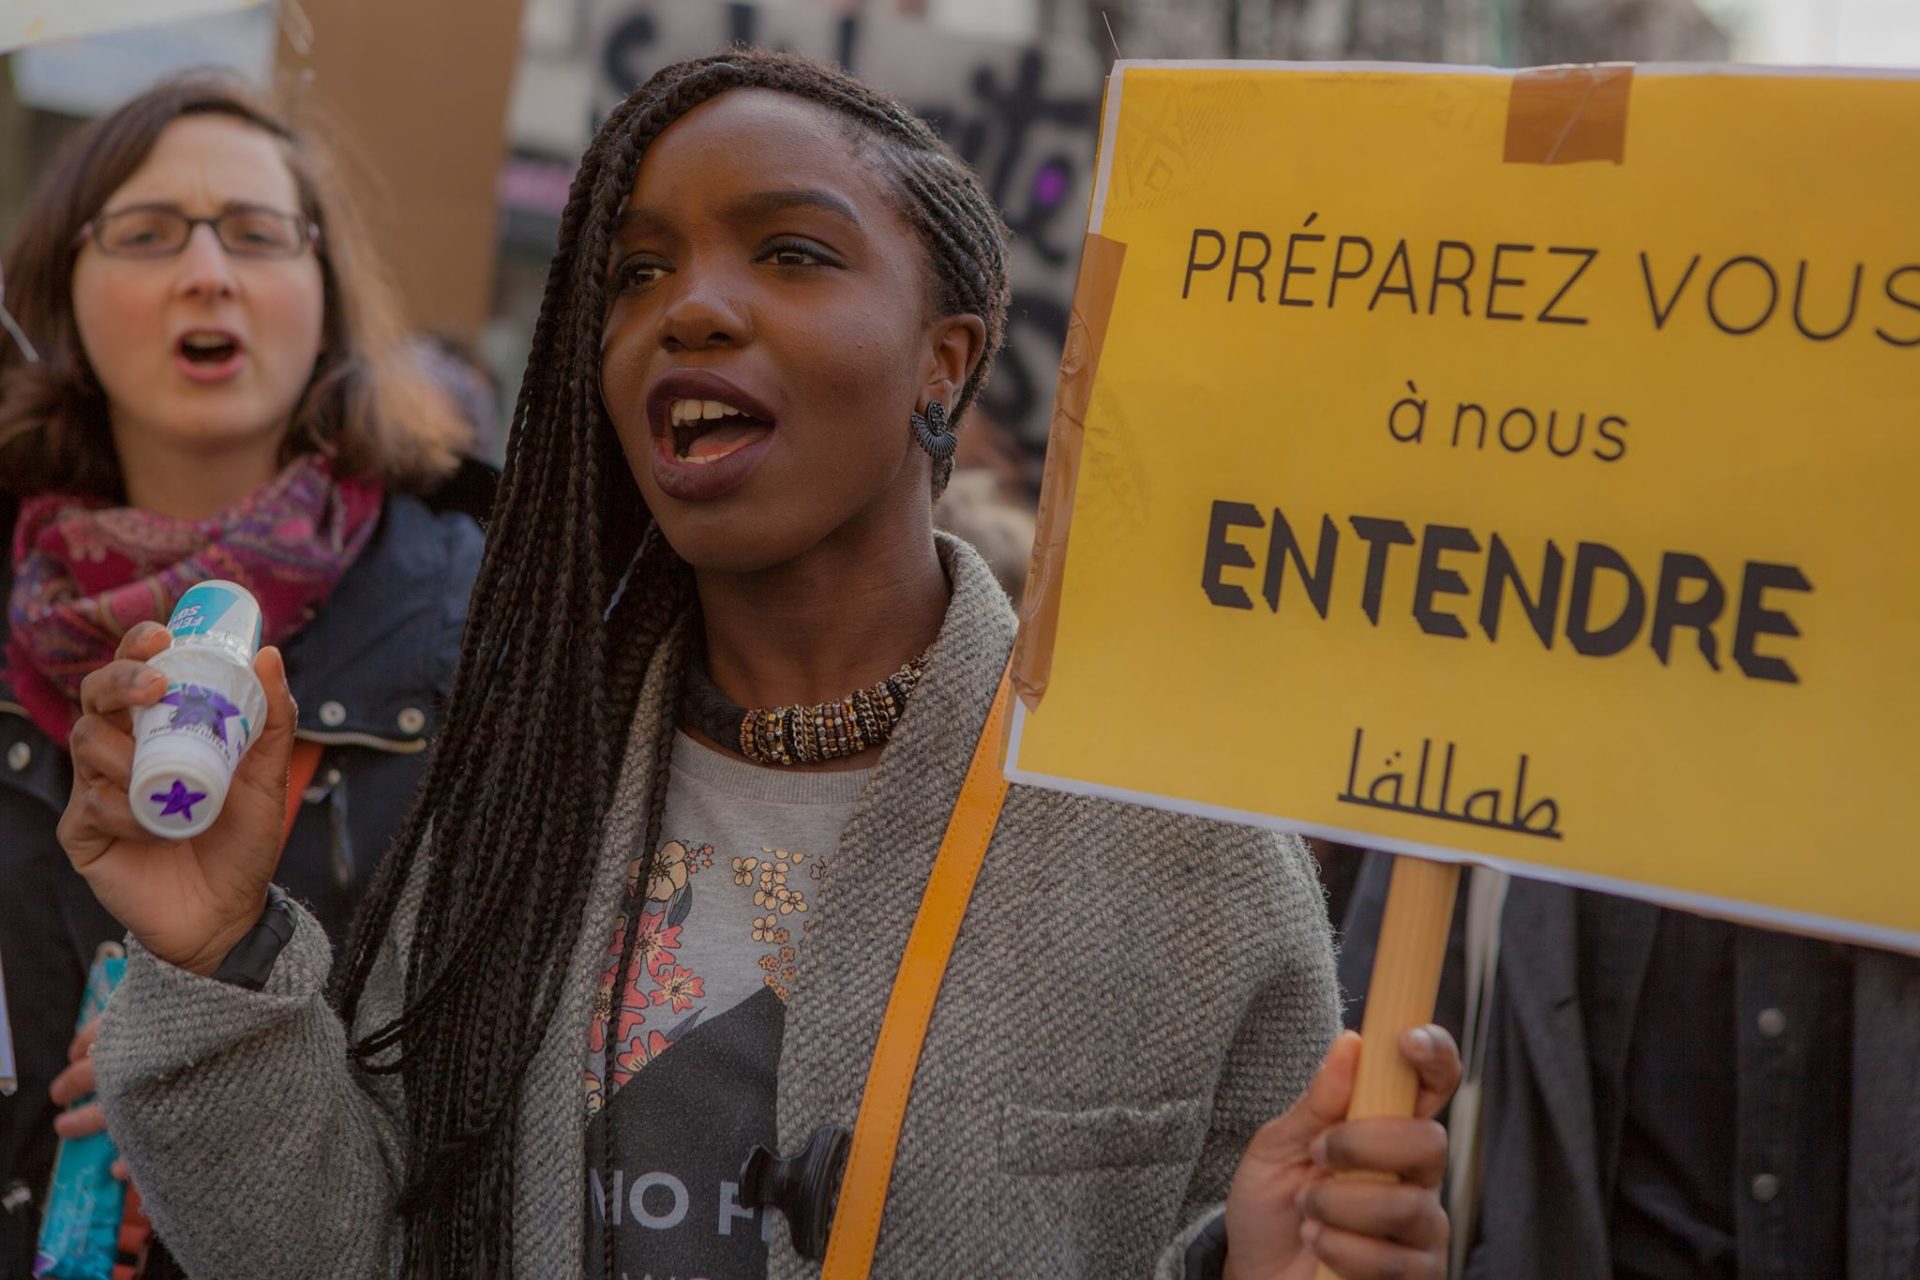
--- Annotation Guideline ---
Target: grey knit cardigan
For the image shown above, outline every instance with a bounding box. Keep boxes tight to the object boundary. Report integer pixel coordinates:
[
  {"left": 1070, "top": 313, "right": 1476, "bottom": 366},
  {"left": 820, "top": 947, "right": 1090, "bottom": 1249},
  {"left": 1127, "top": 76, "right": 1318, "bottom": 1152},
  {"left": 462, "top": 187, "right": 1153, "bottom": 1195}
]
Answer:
[{"left": 93, "top": 537, "right": 1340, "bottom": 1278}]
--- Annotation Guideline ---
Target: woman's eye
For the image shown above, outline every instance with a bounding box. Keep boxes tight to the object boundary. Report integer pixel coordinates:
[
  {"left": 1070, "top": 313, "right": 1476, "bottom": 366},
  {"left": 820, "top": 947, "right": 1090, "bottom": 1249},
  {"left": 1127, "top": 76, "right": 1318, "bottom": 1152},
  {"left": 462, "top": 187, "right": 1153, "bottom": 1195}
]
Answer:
[
  {"left": 616, "top": 257, "right": 668, "bottom": 288},
  {"left": 762, "top": 240, "right": 833, "bottom": 269}
]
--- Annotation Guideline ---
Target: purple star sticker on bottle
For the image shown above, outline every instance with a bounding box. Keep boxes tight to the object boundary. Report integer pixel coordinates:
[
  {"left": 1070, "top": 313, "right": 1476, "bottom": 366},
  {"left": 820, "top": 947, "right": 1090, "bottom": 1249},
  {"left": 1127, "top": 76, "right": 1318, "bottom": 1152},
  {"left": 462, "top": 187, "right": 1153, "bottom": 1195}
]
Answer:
[
  {"left": 150, "top": 779, "right": 208, "bottom": 821},
  {"left": 160, "top": 683, "right": 243, "bottom": 745}
]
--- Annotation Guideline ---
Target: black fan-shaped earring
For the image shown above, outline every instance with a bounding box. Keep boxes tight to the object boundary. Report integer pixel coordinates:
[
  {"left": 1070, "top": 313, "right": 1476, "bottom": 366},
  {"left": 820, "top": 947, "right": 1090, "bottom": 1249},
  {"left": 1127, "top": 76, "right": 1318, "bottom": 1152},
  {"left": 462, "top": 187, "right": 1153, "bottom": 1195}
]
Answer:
[{"left": 909, "top": 400, "right": 958, "bottom": 461}]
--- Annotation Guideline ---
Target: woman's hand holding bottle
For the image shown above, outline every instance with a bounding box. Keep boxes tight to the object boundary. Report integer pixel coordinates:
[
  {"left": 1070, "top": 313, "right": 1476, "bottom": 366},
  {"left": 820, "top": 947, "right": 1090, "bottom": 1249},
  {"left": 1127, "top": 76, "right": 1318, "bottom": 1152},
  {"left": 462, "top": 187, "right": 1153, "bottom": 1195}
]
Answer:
[{"left": 57, "top": 622, "right": 299, "bottom": 977}]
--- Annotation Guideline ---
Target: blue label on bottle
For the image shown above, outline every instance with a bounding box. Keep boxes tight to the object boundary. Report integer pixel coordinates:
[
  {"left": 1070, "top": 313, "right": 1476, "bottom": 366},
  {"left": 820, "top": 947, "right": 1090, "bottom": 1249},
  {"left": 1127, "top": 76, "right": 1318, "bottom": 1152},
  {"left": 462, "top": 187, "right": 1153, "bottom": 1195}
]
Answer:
[
  {"left": 169, "top": 583, "right": 237, "bottom": 636},
  {"left": 168, "top": 583, "right": 262, "bottom": 651}
]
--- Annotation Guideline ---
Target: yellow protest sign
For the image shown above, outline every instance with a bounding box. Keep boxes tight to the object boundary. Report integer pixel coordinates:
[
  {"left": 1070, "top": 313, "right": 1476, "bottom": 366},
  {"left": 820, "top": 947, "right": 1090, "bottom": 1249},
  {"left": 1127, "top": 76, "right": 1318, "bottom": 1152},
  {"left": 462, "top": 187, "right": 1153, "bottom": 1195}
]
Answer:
[{"left": 1008, "top": 61, "right": 1920, "bottom": 955}]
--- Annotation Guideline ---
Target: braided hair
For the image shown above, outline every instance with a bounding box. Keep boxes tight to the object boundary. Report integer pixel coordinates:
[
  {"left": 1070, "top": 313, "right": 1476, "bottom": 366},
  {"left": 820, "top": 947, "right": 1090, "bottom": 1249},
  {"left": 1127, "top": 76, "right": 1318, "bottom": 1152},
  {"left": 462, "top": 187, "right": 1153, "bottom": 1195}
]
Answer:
[{"left": 330, "top": 50, "right": 1010, "bottom": 1276}]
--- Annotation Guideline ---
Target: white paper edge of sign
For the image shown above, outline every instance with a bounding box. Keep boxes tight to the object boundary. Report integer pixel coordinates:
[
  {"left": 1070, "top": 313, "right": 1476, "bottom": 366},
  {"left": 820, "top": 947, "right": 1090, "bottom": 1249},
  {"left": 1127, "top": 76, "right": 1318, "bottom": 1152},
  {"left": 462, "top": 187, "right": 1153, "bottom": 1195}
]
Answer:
[
  {"left": 1004, "top": 702, "right": 1920, "bottom": 956},
  {"left": 1085, "top": 63, "right": 1122, "bottom": 237}
]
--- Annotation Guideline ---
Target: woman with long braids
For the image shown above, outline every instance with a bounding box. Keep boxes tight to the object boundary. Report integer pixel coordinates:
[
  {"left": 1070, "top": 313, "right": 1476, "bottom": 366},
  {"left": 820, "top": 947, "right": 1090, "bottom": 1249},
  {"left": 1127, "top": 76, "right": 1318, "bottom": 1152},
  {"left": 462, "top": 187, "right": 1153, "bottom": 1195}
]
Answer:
[{"left": 61, "top": 53, "right": 1458, "bottom": 1279}]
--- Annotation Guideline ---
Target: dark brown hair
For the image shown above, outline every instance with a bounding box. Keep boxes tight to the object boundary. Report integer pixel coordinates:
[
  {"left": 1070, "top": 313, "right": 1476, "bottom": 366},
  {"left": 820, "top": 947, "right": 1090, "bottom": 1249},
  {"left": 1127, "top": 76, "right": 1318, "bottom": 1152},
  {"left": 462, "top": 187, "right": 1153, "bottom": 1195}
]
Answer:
[
  {"left": 0, "top": 72, "right": 467, "bottom": 498},
  {"left": 330, "top": 50, "right": 1010, "bottom": 1277}
]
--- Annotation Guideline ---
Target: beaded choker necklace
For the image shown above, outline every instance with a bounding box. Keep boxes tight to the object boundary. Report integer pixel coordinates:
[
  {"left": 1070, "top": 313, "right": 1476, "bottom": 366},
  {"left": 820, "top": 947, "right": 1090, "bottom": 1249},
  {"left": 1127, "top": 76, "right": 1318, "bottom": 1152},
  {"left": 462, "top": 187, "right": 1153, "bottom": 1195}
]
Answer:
[{"left": 682, "top": 650, "right": 932, "bottom": 766}]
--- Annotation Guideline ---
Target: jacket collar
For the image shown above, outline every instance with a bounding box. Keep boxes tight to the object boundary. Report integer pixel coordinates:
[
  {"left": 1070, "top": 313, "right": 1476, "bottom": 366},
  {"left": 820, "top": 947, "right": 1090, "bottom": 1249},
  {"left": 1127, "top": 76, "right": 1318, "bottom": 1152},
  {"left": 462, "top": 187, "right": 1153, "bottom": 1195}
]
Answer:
[{"left": 777, "top": 534, "right": 1016, "bottom": 1131}]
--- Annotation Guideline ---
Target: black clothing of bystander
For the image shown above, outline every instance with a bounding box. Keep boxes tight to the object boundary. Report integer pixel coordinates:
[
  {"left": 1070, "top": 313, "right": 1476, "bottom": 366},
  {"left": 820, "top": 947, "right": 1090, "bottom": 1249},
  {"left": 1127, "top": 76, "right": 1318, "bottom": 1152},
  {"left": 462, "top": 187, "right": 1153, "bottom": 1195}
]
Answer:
[
  {"left": 1340, "top": 855, "right": 1919, "bottom": 1280},
  {"left": 1584, "top": 902, "right": 1853, "bottom": 1280}
]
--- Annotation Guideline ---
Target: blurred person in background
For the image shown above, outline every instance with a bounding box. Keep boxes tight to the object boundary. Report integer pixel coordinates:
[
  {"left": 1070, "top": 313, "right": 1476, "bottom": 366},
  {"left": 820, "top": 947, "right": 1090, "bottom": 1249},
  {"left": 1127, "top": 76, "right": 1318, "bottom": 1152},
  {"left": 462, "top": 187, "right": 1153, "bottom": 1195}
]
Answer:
[
  {"left": 1342, "top": 858, "right": 1920, "bottom": 1279},
  {"left": 59, "top": 52, "right": 1458, "bottom": 1280},
  {"left": 0, "top": 74, "right": 485, "bottom": 1274},
  {"left": 932, "top": 407, "right": 1034, "bottom": 603},
  {"left": 932, "top": 466, "right": 1034, "bottom": 602},
  {"left": 409, "top": 330, "right": 505, "bottom": 465},
  {"left": 1304, "top": 839, "right": 1366, "bottom": 936},
  {"left": 407, "top": 332, "right": 504, "bottom": 523}
]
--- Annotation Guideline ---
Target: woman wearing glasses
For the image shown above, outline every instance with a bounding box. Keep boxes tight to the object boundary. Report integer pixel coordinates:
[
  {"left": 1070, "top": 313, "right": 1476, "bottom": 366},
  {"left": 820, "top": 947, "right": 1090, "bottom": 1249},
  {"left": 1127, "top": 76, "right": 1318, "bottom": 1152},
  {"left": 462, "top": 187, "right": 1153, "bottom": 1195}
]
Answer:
[{"left": 0, "top": 74, "right": 485, "bottom": 1273}]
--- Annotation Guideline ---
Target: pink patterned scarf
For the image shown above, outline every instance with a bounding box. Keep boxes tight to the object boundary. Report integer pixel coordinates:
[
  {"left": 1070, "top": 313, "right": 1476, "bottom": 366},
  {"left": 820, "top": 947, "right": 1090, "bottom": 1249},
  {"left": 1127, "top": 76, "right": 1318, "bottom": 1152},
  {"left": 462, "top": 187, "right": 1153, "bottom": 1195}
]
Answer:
[{"left": 5, "top": 454, "right": 384, "bottom": 745}]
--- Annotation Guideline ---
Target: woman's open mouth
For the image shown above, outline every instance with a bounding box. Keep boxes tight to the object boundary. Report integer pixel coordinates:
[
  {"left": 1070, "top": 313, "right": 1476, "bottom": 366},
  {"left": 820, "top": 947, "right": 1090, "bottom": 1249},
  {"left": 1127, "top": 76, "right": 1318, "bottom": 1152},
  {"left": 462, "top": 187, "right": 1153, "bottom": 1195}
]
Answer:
[
  {"left": 173, "top": 329, "right": 247, "bottom": 383},
  {"left": 666, "top": 398, "right": 774, "bottom": 465},
  {"left": 644, "top": 372, "right": 779, "bottom": 502}
]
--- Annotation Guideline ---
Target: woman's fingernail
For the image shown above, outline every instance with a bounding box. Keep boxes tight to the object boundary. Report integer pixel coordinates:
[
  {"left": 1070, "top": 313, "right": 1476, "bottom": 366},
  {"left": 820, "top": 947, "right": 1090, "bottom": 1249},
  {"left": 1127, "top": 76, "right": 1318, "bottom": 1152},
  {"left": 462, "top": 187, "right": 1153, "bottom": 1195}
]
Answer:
[
  {"left": 1301, "top": 1218, "right": 1322, "bottom": 1244},
  {"left": 1310, "top": 1133, "right": 1330, "bottom": 1165},
  {"left": 1408, "top": 1026, "right": 1436, "bottom": 1056}
]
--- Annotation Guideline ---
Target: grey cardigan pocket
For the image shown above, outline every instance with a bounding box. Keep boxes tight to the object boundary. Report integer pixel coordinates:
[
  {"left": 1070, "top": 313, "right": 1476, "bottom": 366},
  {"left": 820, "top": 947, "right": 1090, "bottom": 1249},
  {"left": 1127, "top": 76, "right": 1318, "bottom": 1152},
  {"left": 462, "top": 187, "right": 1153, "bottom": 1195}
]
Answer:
[{"left": 998, "top": 1098, "right": 1210, "bottom": 1175}]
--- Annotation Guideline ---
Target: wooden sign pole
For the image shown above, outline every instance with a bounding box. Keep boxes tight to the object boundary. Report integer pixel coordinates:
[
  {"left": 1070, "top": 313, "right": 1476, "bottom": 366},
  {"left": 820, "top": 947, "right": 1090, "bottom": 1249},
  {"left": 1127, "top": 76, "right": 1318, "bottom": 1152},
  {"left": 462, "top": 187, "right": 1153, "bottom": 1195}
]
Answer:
[{"left": 1313, "top": 855, "right": 1460, "bottom": 1280}]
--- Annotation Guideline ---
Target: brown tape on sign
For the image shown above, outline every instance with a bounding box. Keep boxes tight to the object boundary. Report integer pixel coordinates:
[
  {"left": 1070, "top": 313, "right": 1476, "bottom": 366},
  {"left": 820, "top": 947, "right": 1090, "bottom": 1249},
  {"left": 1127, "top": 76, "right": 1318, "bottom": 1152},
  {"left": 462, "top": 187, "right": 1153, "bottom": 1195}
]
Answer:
[
  {"left": 1504, "top": 64, "right": 1633, "bottom": 165},
  {"left": 1012, "top": 232, "right": 1126, "bottom": 711}
]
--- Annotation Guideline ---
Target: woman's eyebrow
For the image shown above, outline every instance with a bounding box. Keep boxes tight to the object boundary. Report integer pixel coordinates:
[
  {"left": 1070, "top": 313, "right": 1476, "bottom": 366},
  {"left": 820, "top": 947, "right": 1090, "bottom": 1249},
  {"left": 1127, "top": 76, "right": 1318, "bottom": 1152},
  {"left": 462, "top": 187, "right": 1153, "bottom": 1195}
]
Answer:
[
  {"left": 101, "top": 198, "right": 291, "bottom": 216},
  {"left": 617, "top": 205, "right": 674, "bottom": 238},
  {"left": 617, "top": 188, "right": 862, "bottom": 239},
  {"left": 722, "top": 188, "right": 862, "bottom": 227}
]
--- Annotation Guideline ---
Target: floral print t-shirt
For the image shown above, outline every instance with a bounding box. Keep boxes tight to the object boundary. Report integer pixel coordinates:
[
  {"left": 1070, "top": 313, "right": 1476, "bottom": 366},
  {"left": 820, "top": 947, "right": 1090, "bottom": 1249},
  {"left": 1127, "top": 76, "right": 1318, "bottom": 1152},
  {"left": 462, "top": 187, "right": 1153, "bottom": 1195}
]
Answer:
[{"left": 584, "top": 731, "right": 872, "bottom": 1280}]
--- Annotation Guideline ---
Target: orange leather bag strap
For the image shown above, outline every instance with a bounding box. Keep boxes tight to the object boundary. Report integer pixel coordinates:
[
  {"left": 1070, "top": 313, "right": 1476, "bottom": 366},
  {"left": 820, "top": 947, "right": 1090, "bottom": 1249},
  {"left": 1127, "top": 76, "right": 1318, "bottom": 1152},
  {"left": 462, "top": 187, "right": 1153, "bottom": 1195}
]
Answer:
[
  {"left": 282, "top": 739, "right": 324, "bottom": 848},
  {"left": 820, "top": 667, "right": 1013, "bottom": 1278}
]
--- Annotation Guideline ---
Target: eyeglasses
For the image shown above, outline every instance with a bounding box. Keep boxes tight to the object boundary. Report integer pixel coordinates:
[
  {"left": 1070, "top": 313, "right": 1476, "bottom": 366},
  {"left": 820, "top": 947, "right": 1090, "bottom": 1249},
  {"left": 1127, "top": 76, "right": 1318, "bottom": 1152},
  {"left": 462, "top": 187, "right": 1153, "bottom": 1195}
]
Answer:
[{"left": 75, "top": 204, "right": 320, "bottom": 260}]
